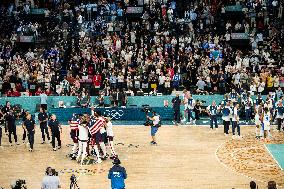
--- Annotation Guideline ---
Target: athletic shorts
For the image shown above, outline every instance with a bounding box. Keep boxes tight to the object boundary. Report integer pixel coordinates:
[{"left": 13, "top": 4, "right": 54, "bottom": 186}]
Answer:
[
  {"left": 70, "top": 130, "right": 79, "bottom": 143},
  {"left": 101, "top": 132, "right": 108, "bottom": 144},
  {"left": 151, "top": 126, "right": 159, "bottom": 136},
  {"left": 107, "top": 136, "right": 114, "bottom": 142},
  {"left": 94, "top": 132, "right": 103, "bottom": 143}
]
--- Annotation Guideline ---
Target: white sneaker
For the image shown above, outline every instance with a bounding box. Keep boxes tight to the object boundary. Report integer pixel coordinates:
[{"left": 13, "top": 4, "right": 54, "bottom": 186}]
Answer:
[{"left": 96, "top": 158, "right": 102, "bottom": 164}]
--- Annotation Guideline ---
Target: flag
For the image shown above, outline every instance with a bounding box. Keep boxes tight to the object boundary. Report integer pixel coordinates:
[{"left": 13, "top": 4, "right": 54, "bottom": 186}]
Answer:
[
  {"left": 88, "top": 117, "right": 106, "bottom": 135},
  {"left": 70, "top": 118, "right": 80, "bottom": 130}
]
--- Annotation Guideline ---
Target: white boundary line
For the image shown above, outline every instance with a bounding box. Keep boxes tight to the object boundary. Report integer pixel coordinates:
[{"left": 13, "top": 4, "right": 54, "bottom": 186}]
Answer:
[
  {"left": 264, "top": 144, "right": 284, "bottom": 171},
  {"left": 214, "top": 134, "right": 284, "bottom": 188}
]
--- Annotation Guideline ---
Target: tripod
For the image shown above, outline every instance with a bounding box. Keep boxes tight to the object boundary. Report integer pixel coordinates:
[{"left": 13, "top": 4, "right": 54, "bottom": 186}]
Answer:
[{"left": 70, "top": 180, "right": 80, "bottom": 189}]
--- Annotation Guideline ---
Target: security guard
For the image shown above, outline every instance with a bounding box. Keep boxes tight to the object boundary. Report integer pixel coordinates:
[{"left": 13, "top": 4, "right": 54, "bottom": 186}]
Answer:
[
  {"left": 23, "top": 113, "right": 36, "bottom": 151},
  {"left": 207, "top": 101, "right": 218, "bottom": 130},
  {"left": 108, "top": 158, "right": 127, "bottom": 189},
  {"left": 5, "top": 110, "right": 18, "bottom": 146},
  {"left": 48, "top": 114, "right": 62, "bottom": 151},
  {"left": 38, "top": 107, "right": 50, "bottom": 144}
]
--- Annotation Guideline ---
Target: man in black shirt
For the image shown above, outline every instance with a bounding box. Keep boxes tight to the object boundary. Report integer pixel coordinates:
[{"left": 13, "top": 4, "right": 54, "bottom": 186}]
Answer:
[
  {"left": 21, "top": 111, "right": 29, "bottom": 143},
  {"left": 0, "top": 109, "right": 4, "bottom": 147},
  {"left": 38, "top": 108, "right": 50, "bottom": 144},
  {"left": 48, "top": 114, "right": 62, "bottom": 151},
  {"left": 172, "top": 94, "right": 181, "bottom": 125},
  {"left": 5, "top": 110, "right": 18, "bottom": 146},
  {"left": 2, "top": 101, "right": 12, "bottom": 134},
  {"left": 23, "top": 113, "right": 36, "bottom": 152}
]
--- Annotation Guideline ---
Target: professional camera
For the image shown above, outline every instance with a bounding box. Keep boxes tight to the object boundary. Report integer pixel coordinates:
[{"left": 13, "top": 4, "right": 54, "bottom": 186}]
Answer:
[
  {"left": 11, "top": 179, "right": 26, "bottom": 189},
  {"left": 52, "top": 169, "right": 58, "bottom": 176},
  {"left": 141, "top": 107, "right": 152, "bottom": 114},
  {"left": 70, "top": 174, "right": 77, "bottom": 183}
]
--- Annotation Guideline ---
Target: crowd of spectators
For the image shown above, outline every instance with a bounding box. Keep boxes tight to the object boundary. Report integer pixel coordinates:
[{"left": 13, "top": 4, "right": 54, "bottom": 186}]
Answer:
[{"left": 0, "top": 0, "right": 283, "bottom": 100}]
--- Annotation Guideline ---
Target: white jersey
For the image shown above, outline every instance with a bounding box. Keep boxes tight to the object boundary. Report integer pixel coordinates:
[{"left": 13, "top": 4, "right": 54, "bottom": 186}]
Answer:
[
  {"left": 78, "top": 124, "right": 89, "bottom": 141},
  {"left": 263, "top": 112, "right": 271, "bottom": 130},
  {"left": 106, "top": 122, "right": 114, "bottom": 137}
]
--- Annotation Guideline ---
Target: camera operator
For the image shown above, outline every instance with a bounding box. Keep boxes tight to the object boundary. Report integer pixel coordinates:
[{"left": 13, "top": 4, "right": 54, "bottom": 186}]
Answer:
[
  {"left": 41, "top": 167, "right": 61, "bottom": 189},
  {"left": 108, "top": 158, "right": 127, "bottom": 189},
  {"left": 146, "top": 111, "right": 161, "bottom": 145},
  {"left": 23, "top": 113, "right": 36, "bottom": 152}
]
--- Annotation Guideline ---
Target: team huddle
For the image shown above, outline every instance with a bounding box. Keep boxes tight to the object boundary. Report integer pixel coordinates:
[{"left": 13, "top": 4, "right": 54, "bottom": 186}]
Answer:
[
  {"left": 0, "top": 102, "right": 117, "bottom": 164},
  {"left": 69, "top": 110, "right": 117, "bottom": 164}
]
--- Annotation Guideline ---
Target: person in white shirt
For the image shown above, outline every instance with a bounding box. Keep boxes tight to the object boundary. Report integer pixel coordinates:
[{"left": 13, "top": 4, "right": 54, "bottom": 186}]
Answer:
[
  {"left": 232, "top": 103, "right": 241, "bottom": 138},
  {"left": 186, "top": 94, "right": 196, "bottom": 125},
  {"left": 262, "top": 107, "right": 271, "bottom": 142},
  {"left": 76, "top": 116, "right": 89, "bottom": 164},
  {"left": 41, "top": 167, "right": 61, "bottom": 189},
  {"left": 105, "top": 118, "right": 117, "bottom": 158}
]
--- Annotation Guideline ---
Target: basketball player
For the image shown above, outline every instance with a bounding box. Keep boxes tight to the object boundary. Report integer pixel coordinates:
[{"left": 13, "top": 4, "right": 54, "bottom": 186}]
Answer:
[
  {"left": 76, "top": 115, "right": 89, "bottom": 164},
  {"left": 254, "top": 105, "right": 262, "bottom": 139},
  {"left": 186, "top": 94, "right": 196, "bottom": 125},
  {"left": 262, "top": 107, "right": 271, "bottom": 142},
  {"left": 91, "top": 112, "right": 108, "bottom": 160},
  {"left": 232, "top": 103, "right": 241, "bottom": 138},
  {"left": 0, "top": 109, "right": 4, "bottom": 147},
  {"left": 207, "top": 101, "right": 218, "bottom": 130},
  {"left": 105, "top": 117, "right": 117, "bottom": 159},
  {"left": 222, "top": 101, "right": 232, "bottom": 135},
  {"left": 275, "top": 101, "right": 284, "bottom": 132},
  {"left": 69, "top": 113, "right": 80, "bottom": 157}
]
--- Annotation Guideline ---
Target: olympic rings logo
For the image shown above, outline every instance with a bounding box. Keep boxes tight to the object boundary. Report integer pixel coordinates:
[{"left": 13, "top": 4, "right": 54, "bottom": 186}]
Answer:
[{"left": 104, "top": 109, "right": 124, "bottom": 119}]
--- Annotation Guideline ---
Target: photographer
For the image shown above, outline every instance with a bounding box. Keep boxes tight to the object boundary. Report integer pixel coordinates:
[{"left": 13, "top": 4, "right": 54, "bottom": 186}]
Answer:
[
  {"left": 146, "top": 111, "right": 161, "bottom": 145},
  {"left": 41, "top": 167, "right": 61, "bottom": 189}
]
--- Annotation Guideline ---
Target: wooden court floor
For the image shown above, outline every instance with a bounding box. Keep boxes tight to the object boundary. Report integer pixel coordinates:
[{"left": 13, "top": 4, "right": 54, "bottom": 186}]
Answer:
[{"left": 0, "top": 125, "right": 283, "bottom": 189}]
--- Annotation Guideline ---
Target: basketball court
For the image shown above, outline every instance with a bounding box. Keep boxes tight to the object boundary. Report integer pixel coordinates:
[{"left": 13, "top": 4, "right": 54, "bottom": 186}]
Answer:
[{"left": 0, "top": 126, "right": 283, "bottom": 189}]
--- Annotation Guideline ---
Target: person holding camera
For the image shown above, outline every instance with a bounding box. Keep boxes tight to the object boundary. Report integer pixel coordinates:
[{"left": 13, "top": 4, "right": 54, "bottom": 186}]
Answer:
[
  {"left": 48, "top": 114, "right": 62, "bottom": 151},
  {"left": 41, "top": 167, "right": 61, "bottom": 189},
  {"left": 147, "top": 111, "right": 161, "bottom": 145},
  {"left": 108, "top": 158, "right": 127, "bottom": 189},
  {"left": 23, "top": 113, "right": 36, "bottom": 152}
]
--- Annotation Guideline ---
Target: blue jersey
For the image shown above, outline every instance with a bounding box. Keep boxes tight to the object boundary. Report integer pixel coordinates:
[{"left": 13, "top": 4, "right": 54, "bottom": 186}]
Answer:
[
  {"left": 276, "top": 106, "right": 284, "bottom": 116},
  {"left": 208, "top": 105, "right": 218, "bottom": 115},
  {"left": 222, "top": 107, "right": 230, "bottom": 116},
  {"left": 108, "top": 165, "right": 127, "bottom": 189}
]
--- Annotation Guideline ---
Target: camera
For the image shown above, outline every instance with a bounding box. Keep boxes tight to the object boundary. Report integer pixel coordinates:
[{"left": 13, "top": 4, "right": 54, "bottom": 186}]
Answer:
[
  {"left": 141, "top": 107, "right": 152, "bottom": 114},
  {"left": 11, "top": 179, "right": 26, "bottom": 189},
  {"left": 70, "top": 174, "right": 77, "bottom": 183},
  {"left": 52, "top": 169, "right": 58, "bottom": 176}
]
